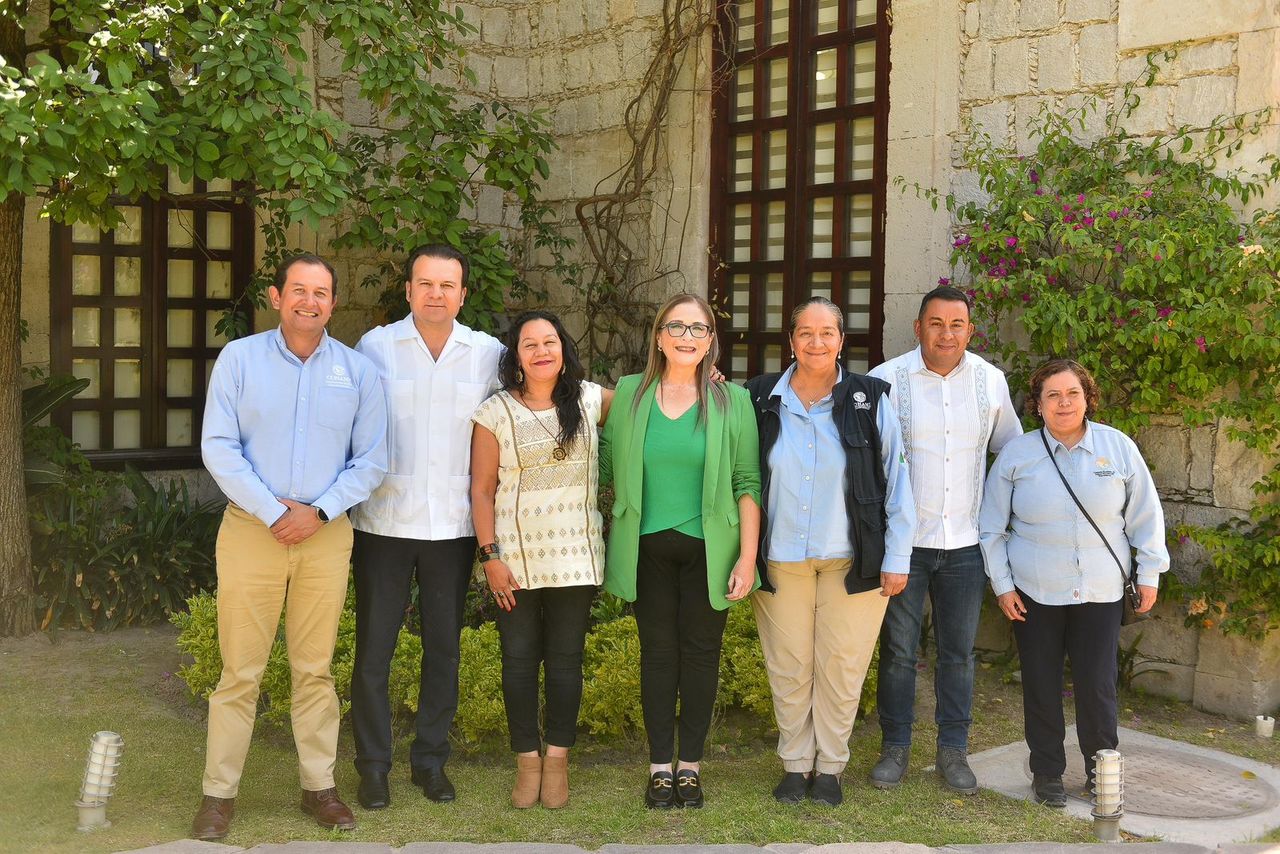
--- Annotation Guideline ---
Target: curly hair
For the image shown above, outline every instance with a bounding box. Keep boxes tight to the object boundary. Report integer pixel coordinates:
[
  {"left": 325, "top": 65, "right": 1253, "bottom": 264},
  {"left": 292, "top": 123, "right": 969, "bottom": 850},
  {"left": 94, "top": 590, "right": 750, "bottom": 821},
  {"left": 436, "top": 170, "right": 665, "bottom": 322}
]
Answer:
[{"left": 1025, "top": 358, "right": 1101, "bottom": 423}]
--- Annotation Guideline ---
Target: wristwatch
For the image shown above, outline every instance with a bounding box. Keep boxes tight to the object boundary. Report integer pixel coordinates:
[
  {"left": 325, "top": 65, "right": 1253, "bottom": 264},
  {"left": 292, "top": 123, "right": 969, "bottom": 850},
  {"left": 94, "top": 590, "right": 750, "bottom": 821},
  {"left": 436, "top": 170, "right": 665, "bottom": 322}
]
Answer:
[
  {"left": 312, "top": 505, "right": 329, "bottom": 522},
  {"left": 478, "top": 542, "right": 501, "bottom": 562}
]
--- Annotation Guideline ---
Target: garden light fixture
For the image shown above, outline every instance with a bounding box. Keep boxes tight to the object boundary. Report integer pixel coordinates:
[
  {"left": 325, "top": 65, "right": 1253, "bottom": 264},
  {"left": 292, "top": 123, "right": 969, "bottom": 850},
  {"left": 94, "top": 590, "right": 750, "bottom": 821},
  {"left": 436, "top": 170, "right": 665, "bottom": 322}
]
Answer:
[
  {"left": 1091, "top": 748, "right": 1124, "bottom": 843},
  {"left": 76, "top": 731, "right": 124, "bottom": 831},
  {"left": 1256, "top": 715, "right": 1274, "bottom": 739}
]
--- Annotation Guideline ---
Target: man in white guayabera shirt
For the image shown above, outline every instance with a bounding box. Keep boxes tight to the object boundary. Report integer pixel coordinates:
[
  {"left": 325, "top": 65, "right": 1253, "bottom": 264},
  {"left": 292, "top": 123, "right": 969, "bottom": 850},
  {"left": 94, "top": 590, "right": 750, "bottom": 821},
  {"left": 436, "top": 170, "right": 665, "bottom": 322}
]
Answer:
[
  {"left": 348, "top": 244, "right": 502, "bottom": 810},
  {"left": 866, "top": 285, "right": 1022, "bottom": 795}
]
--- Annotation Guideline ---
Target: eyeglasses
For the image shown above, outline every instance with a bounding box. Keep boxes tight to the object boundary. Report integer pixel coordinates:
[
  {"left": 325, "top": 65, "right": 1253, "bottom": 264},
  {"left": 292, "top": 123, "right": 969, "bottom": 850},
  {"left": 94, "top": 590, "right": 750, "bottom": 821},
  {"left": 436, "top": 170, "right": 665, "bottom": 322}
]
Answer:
[{"left": 659, "top": 321, "right": 712, "bottom": 339}]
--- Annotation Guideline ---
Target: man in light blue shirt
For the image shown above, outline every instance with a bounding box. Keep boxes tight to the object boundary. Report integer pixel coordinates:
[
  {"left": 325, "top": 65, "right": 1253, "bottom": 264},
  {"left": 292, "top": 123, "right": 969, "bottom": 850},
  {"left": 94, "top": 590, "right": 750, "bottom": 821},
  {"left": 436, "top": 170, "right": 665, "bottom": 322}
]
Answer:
[{"left": 192, "top": 253, "right": 386, "bottom": 841}]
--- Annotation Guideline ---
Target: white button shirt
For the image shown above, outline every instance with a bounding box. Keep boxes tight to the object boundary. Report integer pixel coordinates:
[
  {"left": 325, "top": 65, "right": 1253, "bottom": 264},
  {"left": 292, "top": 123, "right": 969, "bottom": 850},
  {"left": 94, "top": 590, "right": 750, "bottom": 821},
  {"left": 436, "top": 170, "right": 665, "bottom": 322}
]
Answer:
[
  {"left": 350, "top": 315, "right": 502, "bottom": 541},
  {"left": 869, "top": 346, "right": 1021, "bottom": 549}
]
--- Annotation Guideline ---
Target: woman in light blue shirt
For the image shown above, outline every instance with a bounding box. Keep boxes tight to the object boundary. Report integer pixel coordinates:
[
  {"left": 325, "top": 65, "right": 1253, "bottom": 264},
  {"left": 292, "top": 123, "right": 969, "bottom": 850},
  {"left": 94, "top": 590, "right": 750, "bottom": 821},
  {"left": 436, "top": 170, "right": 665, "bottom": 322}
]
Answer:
[{"left": 979, "top": 358, "right": 1168, "bottom": 809}]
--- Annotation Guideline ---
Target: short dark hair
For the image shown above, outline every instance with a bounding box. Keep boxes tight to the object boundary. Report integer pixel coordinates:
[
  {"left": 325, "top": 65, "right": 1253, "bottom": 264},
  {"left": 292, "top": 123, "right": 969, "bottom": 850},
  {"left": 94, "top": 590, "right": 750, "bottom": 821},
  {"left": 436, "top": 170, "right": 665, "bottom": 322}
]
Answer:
[
  {"left": 1026, "top": 358, "right": 1102, "bottom": 422},
  {"left": 917, "top": 286, "right": 973, "bottom": 321},
  {"left": 498, "top": 310, "right": 587, "bottom": 449},
  {"left": 273, "top": 253, "right": 337, "bottom": 297},
  {"left": 403, "top": 243, "right": 469, "bottom": 288}
]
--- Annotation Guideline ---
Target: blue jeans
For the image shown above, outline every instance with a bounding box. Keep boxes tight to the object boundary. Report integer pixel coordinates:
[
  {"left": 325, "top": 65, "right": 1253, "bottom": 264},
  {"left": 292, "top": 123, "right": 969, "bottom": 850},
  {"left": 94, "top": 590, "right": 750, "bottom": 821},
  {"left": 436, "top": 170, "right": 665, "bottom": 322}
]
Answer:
[{"left": 877, "top": 545, "right": 986, "bottom": 751}]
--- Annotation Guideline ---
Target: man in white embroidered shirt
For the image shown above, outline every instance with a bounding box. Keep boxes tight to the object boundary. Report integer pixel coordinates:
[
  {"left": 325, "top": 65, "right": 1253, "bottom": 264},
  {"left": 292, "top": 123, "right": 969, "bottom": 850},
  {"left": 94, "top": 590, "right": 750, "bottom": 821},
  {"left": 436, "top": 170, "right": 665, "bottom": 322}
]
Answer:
[
  {"left": 348, "top": 244, "right": 503, "bottom": 809},
  {"left": 866, "top": 285, "right": 1021, "bottom": 794}
]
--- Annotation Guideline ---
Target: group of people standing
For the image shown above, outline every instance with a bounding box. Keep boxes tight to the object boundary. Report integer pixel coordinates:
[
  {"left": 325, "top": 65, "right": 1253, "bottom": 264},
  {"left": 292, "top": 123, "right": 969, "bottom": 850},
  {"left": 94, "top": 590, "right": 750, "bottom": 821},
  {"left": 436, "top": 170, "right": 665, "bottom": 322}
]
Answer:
[{"left": 191, "top": 244, "right": 1169, "bottom": 841}]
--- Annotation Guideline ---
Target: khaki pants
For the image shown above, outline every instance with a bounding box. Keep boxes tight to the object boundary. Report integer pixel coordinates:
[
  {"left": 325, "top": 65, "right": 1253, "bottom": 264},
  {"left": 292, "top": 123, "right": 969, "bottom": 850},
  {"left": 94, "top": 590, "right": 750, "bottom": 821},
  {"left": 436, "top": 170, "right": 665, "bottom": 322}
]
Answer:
[
  {"left": 202, "top": 504, "right": 353, "bottom": 798},
  {"left": 752, "top": 558, "right": 889, "bottom": 775}
]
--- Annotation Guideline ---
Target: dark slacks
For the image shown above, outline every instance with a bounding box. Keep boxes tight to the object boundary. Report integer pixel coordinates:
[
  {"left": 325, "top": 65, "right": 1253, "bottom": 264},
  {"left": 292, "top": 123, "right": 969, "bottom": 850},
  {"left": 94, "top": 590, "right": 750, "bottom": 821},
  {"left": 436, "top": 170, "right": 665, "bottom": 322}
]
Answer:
[
  {"left": 634, "top": 529, "right": 729, "bottom": 765},
  {"left": 1012, "top": 591, "right": 1122, "bottom": 778},
  {"left": 350, "top": 530, "right": 475, "bottom": 776},
  {"left": 495, "top": 584, "right": 596, "bottom": 753}
]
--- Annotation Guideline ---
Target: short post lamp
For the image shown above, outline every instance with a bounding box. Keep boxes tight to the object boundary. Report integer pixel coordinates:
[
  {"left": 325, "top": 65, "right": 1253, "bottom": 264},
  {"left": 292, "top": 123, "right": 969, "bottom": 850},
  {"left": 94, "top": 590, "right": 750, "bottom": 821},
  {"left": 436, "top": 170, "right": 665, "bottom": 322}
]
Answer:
[
  {"left": 76, "top": 731, "right": 124, "bottom": 831},
  {"left": 1091, "top": 748, "right": 1124, "bottom": 843}
]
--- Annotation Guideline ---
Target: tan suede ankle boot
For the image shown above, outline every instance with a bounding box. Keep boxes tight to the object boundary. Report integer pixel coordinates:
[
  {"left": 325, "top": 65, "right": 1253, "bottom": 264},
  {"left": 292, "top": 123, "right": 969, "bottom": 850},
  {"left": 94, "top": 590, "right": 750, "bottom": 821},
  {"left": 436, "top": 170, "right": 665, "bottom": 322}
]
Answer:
[
  {"left": 511, "top": 754, "right": 542, "bottom": 808},
  {"left": 540, "top": 754, "right": 569, "bottom": 809}
]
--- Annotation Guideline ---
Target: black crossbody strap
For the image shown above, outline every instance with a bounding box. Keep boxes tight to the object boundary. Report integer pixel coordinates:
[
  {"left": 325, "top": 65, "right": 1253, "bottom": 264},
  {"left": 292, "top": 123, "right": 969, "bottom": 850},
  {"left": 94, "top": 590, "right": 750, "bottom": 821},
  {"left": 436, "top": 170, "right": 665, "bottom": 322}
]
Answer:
[{"left": 1039, "top": 428, "right": 1138, "bottom": 597}]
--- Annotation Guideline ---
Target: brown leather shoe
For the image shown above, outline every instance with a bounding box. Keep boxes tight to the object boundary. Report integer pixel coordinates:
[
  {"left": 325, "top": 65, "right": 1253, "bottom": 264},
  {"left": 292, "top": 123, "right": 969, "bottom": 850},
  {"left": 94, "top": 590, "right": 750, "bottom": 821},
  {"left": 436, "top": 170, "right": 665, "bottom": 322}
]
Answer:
[
  {"left": 191, "top": 795, "right": 235, "bottom": 840},
  {"left": 300, "top": 787, "right": 356, "bottom": 830}
]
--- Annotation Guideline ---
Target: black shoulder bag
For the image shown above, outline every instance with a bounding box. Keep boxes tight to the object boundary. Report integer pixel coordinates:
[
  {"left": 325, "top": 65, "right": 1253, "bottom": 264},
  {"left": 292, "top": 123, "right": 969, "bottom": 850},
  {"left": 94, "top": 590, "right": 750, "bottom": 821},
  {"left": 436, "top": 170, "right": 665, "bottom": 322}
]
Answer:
[{"left": 1039, "top": 428, "right": 1148, "bottom": 625}]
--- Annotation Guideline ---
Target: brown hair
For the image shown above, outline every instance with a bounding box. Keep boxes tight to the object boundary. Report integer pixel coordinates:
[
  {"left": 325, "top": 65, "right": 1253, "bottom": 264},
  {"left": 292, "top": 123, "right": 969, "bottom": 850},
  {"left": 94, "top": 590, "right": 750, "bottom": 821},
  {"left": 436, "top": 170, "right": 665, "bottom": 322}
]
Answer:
[
  {"left": 1025, "top": 358, "right": 1101, "bottom": 423},
  {"left": 634, "top": 293, "right": 727, "bottom": 422}
]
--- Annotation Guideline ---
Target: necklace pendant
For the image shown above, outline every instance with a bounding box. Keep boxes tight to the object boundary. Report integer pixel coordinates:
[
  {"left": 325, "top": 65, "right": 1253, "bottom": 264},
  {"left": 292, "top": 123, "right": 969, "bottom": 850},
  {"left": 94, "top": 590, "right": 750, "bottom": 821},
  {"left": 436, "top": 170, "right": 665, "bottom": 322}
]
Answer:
[{"left": 552, "top": 446, "right": 567, "bottom": 461}]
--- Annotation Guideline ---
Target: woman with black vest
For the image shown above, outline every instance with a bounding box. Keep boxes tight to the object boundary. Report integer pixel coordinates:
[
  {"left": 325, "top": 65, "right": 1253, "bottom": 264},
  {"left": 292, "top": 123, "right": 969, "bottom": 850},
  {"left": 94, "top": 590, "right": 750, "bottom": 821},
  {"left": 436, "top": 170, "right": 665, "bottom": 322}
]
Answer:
[{"left": 744, "top": 297, "right": 916, "bottom": 807}]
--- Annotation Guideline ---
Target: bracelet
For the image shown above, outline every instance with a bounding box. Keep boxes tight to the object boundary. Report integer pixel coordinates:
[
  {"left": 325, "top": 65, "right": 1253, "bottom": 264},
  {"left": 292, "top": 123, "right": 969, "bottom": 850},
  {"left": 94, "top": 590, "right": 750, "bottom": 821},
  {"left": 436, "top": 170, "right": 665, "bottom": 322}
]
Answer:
[{"left": 478, "top": 542, "right": 500, "bottom": 561}]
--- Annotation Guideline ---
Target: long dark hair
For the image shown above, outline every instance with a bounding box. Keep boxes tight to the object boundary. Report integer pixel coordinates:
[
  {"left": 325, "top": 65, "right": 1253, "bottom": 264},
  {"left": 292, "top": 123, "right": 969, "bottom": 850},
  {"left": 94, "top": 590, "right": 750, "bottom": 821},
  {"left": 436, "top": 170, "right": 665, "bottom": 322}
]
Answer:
[{"left": 498, "top": 310, "right": 587, "bottom": 449}]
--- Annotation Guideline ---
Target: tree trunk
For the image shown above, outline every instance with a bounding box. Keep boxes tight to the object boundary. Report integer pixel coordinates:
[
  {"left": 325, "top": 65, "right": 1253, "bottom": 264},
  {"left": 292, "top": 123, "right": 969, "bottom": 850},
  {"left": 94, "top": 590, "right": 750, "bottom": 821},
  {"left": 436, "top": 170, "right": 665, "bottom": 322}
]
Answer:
[{"left": 0, "top": 191, "right": 34, "bottom": 637}]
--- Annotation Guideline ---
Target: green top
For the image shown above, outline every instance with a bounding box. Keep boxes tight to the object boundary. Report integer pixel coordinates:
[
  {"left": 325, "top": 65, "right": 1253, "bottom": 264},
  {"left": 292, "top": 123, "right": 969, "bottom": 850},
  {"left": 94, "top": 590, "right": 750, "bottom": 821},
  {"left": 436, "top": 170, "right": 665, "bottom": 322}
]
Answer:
[{"left": 640, "top": 403, "right": 706, "bottom": 539}]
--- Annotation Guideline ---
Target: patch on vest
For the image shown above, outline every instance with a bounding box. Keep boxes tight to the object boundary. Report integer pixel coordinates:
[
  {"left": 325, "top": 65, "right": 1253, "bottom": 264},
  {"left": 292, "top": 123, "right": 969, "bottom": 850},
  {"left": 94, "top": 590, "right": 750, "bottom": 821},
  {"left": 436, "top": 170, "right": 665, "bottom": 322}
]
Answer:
[{"left": 852, "top": 390, "right": 871, "bottom": 410}]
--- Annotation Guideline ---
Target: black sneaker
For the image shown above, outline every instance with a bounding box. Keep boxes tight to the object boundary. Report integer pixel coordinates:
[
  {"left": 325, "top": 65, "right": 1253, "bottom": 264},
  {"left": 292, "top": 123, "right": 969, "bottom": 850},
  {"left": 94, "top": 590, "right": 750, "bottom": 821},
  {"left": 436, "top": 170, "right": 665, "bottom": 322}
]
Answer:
[
  {"left": 772, "top": 771, "right": 810, "bottom": 804},
  {"left": 808, "top": 772, "right": 843, "bottom": 806},
  {"left": 1032, "top": 773, "right": 1067, "bottom": 808},
  {"left": 675, "top": 768, "right": 703, "bottom": 808},
  {"left": 645, "top": 770, "right": 676, "bottom": 809}
]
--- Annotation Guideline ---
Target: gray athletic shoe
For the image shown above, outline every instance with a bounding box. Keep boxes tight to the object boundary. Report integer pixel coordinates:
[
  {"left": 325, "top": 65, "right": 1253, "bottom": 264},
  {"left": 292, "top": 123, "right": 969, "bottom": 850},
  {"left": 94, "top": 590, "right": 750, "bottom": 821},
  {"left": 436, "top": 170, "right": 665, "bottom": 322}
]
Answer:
[
  {"left": 936, "top": 746, "right": 978, "bottom": 795},
  {"left": 869, "top": 745, "right": 909, "bottom": 789}
]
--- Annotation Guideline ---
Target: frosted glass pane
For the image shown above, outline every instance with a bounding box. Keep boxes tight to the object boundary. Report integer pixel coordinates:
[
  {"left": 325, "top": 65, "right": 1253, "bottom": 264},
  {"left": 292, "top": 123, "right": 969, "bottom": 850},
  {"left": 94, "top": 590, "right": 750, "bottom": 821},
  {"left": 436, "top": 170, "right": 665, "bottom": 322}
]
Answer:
[
  {"left": 114, "top": 256, "right": 141, "bottom": 296},
  {"left": 767, "top": 58, "right": 788, "bottom": 117},
  {"left": 166, "top": 410, "right": 193, "bottom": 446},
  {"left": 207, "top": 211, "right": 232, "bottom": 250},
  {"left": 852, "top": 41, "right": 876, "bottom": 104},
  {"left": 812, "top": 123, "right": 836, "bottom": 183},
  {"left": 768, "top": 0, "right": 789, "bottom": 45},
  {"left": 850, "top": 117, "right": 875, "bottom": 181},
  {"left": 168, "top": 172, "right": 194, "bottom": 194},
  {"left": 114, "top": 359, "right": 141, "bottom": 398},
  {"left": 732, "top": 135, "right": 753, "bottom": 192},
  {"left": 735, "top": 67, "right": 754, "bottom": 122},
  {"left": 207, "top": 261, "right": 233, "bottom": 298},
  {"left": 72, "top": 307, "right": 100, "bottom": 347},
  {"left": 167, "top": 359, "right": 194, "bottom": 397},
  {"left": 765, "top": 273, "right": 784, "bottom": 328},
  {"left": 168, "top": 309, "right": 194, "bottom": 347},
  {"left": 732, "top": 203, "right": 753, "bottom": 262},
  {"left": 114, "top": 410, "right": 142, "bottom": 449},
  {"left": 847, "top": 270, "right": 872, "bottom": 333},
  {"left": 72, "top": 411, "right": 100, "bottom": 450},
  {"left": 168, "top": 209, "right": 194, "bottom": 248},
  {"left": 766, "top": 129, "right": 787, "bottom": 189},
  {"left": 207, "top": 178, "right": 232, "bottom": 193},
  {"left": 809, "top": 271, "right": 833, "bottom": 301},
  {"left": 848, "top": 194, "right": 873, "bottom": 257},
  {"left": 814, "top": 50, "right": 838, "bottom": 110},
  {"left": 731, "top": 274, "right": 751, "bottom": 328},
  {"left": 72, "top": 221, "right": 99, "bottom": 243},
  {"left": 736, "top": 0, "right": 755, "bottom": 52},
  {"left": 855, "top": 0, "right": 876, "bottom": 27},
  {"left": 72, "top": 359, "right": 99, "bottom": 399},
  {"left": 71, "top": 256, "right": 100, "bottom": 296},
  {"left": 811, "top": 197, "right": 834, "bottom": 259},
  {"left": 207, "top": 311, "right": 228, "bottom": 346},
  {"left": 845, "top": 347, "right": 870, "bottom": 374},
  {"left": 114, "top": 308, "right": 142, "bottom": 347},
  {"left": 764, "top": 344, "right": 783, "bottom": 372},
  {"left": 765, "top": 202, "right": 785, "bottom": 261},
  {"left": 168, "top": 260, "right": 194, "bottom": 297},
  {"left": 816, "top": 0, "right": 838, "bottom": 34},
  {"left": 115, "top": 206, "right": 142, "bottom": 245},
  {"left": 732, "top": 344, "right": 748, "bottom": 377}
]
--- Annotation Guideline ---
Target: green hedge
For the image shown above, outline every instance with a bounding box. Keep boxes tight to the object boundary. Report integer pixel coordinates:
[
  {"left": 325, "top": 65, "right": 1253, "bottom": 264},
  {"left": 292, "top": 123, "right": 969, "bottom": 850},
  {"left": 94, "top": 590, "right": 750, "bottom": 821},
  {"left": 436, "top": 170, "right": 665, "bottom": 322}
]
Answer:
[{"left": 172, "top": 592, "right": 879, "bottom": 745}]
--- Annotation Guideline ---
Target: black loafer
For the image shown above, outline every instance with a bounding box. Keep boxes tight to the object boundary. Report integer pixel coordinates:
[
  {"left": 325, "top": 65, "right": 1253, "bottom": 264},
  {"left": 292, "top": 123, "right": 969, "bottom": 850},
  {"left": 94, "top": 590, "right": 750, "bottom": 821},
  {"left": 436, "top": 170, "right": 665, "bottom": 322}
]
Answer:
[
  {"left": 808, "top": 772, "right": 843, "bottom": 806},
  {"left": 772, "top": 771, "right": 810, "bottom": 804},
  {"left": 357, "top": 771, "right": 390, "bottom": 810},
  {"left": 645, "top": 770, "right": 676, "bottom": 809},
  {"left": 1033, "top": 773, "right": 1066, "bottom": 808},
  {"left": 675, "top": 768, "right": 703, "bottom": 808},
  {"left": 411, "top": 766, "right": 456, "bottom": 803}
]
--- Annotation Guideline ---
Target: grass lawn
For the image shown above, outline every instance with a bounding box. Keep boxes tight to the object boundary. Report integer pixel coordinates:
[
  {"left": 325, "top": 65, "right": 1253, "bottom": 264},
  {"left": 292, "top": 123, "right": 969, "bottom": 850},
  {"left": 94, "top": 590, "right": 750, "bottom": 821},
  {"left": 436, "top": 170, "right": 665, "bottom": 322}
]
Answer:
[{"left": 1, "top": 625, "right": 1274, "bottom": 853}]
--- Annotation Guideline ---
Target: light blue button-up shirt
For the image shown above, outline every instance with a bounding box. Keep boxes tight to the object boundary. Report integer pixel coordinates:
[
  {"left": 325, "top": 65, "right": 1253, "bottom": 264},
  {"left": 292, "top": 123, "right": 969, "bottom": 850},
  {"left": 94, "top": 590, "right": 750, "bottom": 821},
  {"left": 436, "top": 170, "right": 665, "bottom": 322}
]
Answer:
[
  {"left": 202, "top": 327, "right": 388, "bottom": 527},
  {"left": 765, "top": 366, "right": 916, "bottom": 573},
  {"left": 979, "top": 422, "right": 1170, "bottom": 605}
]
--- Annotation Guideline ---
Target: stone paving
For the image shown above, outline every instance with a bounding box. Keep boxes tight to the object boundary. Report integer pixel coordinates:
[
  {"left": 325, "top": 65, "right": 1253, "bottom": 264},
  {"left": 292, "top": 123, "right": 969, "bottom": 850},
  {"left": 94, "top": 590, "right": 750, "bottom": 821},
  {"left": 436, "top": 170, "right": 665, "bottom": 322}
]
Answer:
[{"left": 117, "top": 843, "right": 1280, "bottom": 853}]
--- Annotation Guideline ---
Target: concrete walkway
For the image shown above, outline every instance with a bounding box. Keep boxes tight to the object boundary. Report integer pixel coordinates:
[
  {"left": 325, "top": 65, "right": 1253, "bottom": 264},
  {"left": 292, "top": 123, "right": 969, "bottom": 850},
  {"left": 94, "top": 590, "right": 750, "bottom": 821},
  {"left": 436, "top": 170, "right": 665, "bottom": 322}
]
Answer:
[{"left": 117, "top": 843, "right": 1280, "bottom": 853}]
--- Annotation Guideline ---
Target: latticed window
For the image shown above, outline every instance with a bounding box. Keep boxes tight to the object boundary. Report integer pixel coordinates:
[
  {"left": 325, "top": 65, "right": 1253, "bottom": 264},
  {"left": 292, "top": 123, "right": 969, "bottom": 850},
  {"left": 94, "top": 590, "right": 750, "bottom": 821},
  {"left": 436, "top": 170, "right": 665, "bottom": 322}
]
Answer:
[
  {"left": 710, "top": 0, "right": 890, "bottom": 378},
  {"left": 49, "top": 174, "right": 253, "bottom": 467}
]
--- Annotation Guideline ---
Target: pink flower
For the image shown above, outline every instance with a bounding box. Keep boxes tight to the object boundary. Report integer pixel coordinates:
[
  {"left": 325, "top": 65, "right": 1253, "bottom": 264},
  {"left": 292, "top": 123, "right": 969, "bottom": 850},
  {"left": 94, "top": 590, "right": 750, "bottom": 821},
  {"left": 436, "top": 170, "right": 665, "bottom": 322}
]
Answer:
[
  {"left": 1121, "top": 207, "right": 1131, "bottom": 216},
  {"left": 1063, "top": 213, "right": 1075, "bottom": 223},
  {"left": 1034, "top": 187, "right": 1045, "bottom": 196},
  {"left": 1062, "top": 203, "right": 1073, "bottom": 212},
  {"left": 1082, "top": 216, "right": 1095, "bottom": 227},
  {"left": 1021, "top": 293, "right": 1032, "bottom": 303},
  {"left": 1178, "top": 534, "right": 1190, "bottom": 545},
  {"left": 1154, "top": 253, "right": 1162, "bottom": 261},
  {"left": 1073, "top": 224, "right": 1083, "bottom": 230},
  {"left": 983, "top": 223, "right": 991, "bottom": 232},
  {"left": 1029, "top": 169, "right": 1040, "bottom": 183},
  {"left": 1114, "top": 244, "right": 1123, "bottom": 253},
  {"left": 1077, "top": 193, "right": 1086, "bottom": 204},
  {"left": 954, "top": 234, "right": 972, "bottom": 247},
  {"left": 1006, "top": 236, "right": 1018, "bottom": 248},
  {"left": 1157, "top": 307, "right": 1174, "bottom": 318},
  {"left": 1047, "top": 275, "right": 1058, "bottom": 285},
  {"left": 1107, "top": 210, "right": 1120, "bottom": 221},
  {"left": 965, "top": 288, "right": 977, "bottom": 299},
  {"left": 1196, "top": 336, "right": 1207, "bottom": 353},
  {"left": 938, "top": 277, "right": 950, "bottom": 285},
  {"left": 1142, "top": 189, "right": 1153, "bottom": 198}
]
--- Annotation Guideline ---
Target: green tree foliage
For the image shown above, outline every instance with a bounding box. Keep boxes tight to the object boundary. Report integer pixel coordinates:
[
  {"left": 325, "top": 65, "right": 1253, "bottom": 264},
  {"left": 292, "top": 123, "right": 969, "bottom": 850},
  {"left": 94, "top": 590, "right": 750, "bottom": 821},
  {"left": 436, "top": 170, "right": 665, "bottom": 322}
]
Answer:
[{"left": 907, "top": 57, "right": 1280, "bottom": 639}]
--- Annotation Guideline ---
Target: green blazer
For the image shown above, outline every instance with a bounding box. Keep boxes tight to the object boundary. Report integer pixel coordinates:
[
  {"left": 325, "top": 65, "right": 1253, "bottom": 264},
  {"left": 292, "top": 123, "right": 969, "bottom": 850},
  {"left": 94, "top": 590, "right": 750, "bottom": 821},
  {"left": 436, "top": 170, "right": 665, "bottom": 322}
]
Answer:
[{"left": 600, "top": 374, "right": 762, "bottom": 610}]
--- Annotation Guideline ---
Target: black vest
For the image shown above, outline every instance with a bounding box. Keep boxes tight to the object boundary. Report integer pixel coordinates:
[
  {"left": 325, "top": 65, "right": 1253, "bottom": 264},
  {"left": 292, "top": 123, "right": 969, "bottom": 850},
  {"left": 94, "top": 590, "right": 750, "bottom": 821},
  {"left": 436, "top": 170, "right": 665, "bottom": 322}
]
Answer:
[{"left": 745, "top": 371, "right": 891, "bottom": 595}]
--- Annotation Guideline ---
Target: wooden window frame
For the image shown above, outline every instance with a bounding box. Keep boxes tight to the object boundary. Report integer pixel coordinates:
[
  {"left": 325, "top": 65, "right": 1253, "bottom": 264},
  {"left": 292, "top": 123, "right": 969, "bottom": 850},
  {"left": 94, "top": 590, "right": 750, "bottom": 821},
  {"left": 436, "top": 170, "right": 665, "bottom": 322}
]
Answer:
[
  {"left": 49, "top": 184, "right": 255, "bottom": 470},
  {"left": 709, "top": 0, "right": 892, "bottom": 378}
]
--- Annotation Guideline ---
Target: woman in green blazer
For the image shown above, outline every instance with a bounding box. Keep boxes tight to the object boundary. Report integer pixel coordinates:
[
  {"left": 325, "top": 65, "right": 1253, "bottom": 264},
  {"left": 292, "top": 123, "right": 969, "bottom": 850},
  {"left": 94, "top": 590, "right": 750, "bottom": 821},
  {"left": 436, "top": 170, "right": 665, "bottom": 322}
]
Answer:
[{"left": 599, "top": 293, "right": 761, "bottom": 810}]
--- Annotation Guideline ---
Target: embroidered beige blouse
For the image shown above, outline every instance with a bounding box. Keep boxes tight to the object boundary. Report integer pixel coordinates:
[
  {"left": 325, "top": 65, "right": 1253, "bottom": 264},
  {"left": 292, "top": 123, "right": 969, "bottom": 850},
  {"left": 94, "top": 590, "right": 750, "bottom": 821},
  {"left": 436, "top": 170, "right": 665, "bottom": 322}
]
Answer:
[{"left": 471, "top": 381, "right": 605, "bottom": 589}]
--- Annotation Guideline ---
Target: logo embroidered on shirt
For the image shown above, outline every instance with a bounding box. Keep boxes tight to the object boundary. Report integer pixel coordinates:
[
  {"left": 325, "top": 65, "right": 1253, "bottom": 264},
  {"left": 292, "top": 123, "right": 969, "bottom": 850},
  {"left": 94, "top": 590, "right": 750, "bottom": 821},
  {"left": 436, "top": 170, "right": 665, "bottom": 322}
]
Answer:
[
  {"left": 325, "top": 369, "right": 355, "bottom": 389},
  {"left": 1094, "top": 456, "right": 1115, "bottom": 477}
]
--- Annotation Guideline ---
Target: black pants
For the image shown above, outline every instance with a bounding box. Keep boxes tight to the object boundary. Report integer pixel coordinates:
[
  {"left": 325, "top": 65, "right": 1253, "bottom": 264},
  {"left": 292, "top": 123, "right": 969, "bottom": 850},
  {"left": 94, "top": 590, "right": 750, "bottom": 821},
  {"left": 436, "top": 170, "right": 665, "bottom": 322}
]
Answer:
[
  {"left": 1012, "top": 591, "right": 1122, "bottom": 779},
  {"left": 495, "top": 584, "right": 596, "bottom": 753},
  {"left": 634, "top": 529, "right": 729, "bottom": 764},
  {"left": 350, "top": 531, "right": 474, "bottom": 776}
]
